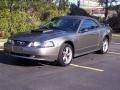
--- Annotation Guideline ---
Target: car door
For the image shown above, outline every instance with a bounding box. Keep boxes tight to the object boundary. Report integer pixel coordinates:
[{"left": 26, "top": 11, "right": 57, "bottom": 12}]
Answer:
[{"left": 76, "top": 19, "right": 100, "bottom": 54}]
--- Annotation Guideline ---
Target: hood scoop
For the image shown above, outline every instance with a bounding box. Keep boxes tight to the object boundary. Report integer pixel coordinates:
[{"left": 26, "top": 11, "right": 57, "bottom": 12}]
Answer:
[
  {"left": 31, "top": 29, "right": 43, "bottom": 33},
  {"left": 31, "top": 29, "right": 53, "bottom": 33}
]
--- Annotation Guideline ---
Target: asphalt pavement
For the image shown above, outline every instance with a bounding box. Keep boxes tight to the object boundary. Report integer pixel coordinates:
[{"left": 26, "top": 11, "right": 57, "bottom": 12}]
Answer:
[{"left": 0, "top": 37, "right": 120, "bottom": 90}]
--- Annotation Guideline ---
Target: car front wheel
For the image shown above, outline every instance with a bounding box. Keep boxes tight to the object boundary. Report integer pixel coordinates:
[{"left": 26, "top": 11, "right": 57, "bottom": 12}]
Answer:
[
  {"left": 57, "top": 44, "right": 73, "bottom": 66},
  {"left": 98, "top": 38, "right": 109, "bottom": 54}
]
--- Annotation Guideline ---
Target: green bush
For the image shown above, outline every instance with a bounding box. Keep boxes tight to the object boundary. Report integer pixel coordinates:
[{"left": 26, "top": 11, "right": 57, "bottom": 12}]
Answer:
[
  {"left": 0, "top": 9, "right": 40, "bottom": 38},
  {"left": 0, "top": 1, "right": 69, "bottom": 38},
  {"left": 108, "top": 15, "right": 120, "bottom": 33}
]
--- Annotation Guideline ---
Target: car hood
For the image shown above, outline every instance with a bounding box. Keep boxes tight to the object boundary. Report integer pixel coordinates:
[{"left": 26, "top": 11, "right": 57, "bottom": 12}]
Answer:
[{"left": 10, "top": 29, "right": 73, "bottom": 42}]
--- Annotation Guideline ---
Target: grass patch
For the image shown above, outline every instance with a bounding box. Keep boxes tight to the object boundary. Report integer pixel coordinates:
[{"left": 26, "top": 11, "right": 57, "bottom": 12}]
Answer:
[
  {"left": 0, "top": 39, "right": 7, "bottom": 42},
  {"left": 112, "top": 34, "right": 120, "bottom": 37}
]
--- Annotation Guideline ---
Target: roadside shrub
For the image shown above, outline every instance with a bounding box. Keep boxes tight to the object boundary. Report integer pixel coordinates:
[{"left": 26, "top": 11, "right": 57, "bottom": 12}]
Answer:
[
  {"left": 108, "top": 15, "right": 120, "bottom": 33},
  {"left": 0, "top": 9, "right": 40, "bottom": 38},
  {"left": 0, "top": 1, "right": 69, "bottom": 38},
  {"left": 69, "top": 4, "right": 89, "bottom": 16}
]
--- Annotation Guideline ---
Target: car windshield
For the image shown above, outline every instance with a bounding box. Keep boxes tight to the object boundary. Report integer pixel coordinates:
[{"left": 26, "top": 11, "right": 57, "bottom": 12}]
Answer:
[{"left": 40, "top": 17, "right": 81, "bottom": 32}]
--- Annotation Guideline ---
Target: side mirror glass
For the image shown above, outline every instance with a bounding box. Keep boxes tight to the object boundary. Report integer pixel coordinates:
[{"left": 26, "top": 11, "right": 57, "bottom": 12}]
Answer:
[
  {"left": 90, "top": 26, "right": 95, "bottom": 29},
  {"left": 79, "top": 28, "right": 89, "bottom": 33}
]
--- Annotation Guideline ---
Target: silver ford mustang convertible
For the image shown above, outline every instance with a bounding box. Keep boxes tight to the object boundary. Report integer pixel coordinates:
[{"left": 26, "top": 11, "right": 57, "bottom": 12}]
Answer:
[{"left": 4, "top": 16, "right": 112, "bottom": 66}]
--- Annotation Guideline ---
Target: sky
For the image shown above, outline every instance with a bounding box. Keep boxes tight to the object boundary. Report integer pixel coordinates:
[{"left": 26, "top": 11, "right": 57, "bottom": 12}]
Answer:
[{"left": 69, "top": 0, "right": 77, "bottom": 4}]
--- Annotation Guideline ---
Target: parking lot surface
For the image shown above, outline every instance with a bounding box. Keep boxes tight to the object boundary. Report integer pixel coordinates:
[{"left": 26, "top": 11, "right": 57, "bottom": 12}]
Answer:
[{"left": 0, "top": 37, "right": 120, "bottom": 90}]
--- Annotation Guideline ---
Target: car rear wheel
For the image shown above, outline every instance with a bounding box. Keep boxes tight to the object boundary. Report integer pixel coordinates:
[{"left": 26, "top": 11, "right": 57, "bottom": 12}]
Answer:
[
  {"left": 97, "top": 38, "right": 109, "bottom": 54},
  {"left": 57, "top": 44, "right": 73, "bottom": 66}
]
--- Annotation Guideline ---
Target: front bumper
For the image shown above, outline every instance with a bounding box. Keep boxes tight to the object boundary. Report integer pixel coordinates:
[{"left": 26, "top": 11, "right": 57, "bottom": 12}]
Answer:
[{"left": 4, "top": 43, "right": 60, "bottom": 61}]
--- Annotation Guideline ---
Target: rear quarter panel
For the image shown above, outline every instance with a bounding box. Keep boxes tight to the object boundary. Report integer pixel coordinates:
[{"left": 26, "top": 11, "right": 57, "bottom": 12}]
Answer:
[{"left": 99, "top": 25, "right": 112, "bottom": 45}]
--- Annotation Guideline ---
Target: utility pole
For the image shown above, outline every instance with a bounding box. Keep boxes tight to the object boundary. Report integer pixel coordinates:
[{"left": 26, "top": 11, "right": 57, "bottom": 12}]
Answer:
[
  {"left": 8, "top": 0, "right": 13, "bottom": 34},
  {"left": 77, "top": 0, "right": 80, "bottom": 8},
  {"left": 105, "top": 0, "right": 108, "bottom": 19}
]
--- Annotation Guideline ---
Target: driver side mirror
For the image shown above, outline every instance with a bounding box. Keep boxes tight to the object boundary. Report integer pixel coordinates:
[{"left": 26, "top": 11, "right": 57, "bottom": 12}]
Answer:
[
  {"left": 79, "top": 28, "right": 89, "bottom": 33},
  {"left": 90, "top": 26, "right": 98, "bottom": 29}
]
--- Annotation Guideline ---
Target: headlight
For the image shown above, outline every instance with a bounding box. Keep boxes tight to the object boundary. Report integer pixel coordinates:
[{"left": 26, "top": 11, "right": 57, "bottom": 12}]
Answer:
[
  {"left": 29, "top": 41, "right": 54, "bottom": 48},
  {"left": 30, "top": 42, "right": 41, "bottom": 47},
  {"left": 43, "top": 41, "right": 54, "bottom": 47},
  {"left": 7, "top": 39, "right": 14, "bottom": 44}
]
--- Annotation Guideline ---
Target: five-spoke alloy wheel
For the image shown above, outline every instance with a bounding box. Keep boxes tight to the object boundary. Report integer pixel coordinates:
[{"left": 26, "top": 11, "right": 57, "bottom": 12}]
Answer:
[
  {"left": 98, "top": 38, "right": 109, "bottom": 54},
  {"left": 57, "top": 44, "right": 73, "bottom": 66}
]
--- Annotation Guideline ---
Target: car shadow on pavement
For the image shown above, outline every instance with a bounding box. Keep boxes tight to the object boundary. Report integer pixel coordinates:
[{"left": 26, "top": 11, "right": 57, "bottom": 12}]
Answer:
[{"left": 0, "top": 51, "right": 59, "bottom": 67}]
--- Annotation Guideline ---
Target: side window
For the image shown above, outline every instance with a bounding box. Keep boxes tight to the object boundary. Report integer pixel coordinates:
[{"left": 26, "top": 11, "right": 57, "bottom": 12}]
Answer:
[{"left": 80, "top": 19, "right": 99, "bottom": 32}]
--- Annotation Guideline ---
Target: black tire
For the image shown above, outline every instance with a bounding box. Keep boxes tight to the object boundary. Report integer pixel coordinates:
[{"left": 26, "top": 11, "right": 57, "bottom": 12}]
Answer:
[
  {"left": 57, "top": 43, "right": 73, "bottom": 66},
  {"left": 97, "top": 38, "right": 109, "bottom": 54}
]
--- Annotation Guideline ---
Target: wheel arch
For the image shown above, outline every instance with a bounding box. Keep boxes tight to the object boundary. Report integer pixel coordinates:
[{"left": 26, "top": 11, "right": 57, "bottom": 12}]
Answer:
[
  {"left": 64, "top": 40, "right": 75, "bottom": 56},
  {"left": 104, "top": 35, "right": 110, "bottom": 43}
]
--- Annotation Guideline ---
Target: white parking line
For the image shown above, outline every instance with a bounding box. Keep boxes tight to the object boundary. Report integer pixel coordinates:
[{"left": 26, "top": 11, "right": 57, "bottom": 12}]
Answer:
[
  {"left": 109, "top": 52, "right": 120, "bottom": 55},
  {"left": 70, "top": 64, "right": 104, "bottom": 72},
  {"left": 111, "top": 42, "right": 120, "bottom": 45}
]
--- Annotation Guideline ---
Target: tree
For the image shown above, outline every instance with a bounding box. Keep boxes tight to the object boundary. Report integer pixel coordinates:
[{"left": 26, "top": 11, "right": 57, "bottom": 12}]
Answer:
[
  {"left": 98, "top": 0, "right": 117, "bottom": 19},
  {"left": 109, "top": 1, "right": 120, "bottom": 15},
  {"left": 69, "top": 4, "right": 89, "bottom": 16},
  {"left": 0, "top": 0, "right": 69, "bottom": 38},
  {"left": 55, "top": 0, "right": 69, "bottom": 10},
  {"left": 114, "top": 4, "right": 120, "bottom": 15}
]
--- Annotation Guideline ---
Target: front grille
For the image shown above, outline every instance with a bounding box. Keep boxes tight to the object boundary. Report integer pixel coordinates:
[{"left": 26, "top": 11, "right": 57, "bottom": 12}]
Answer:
[{"left": 14, "top": 40, "right": 30, "bottom": 47}]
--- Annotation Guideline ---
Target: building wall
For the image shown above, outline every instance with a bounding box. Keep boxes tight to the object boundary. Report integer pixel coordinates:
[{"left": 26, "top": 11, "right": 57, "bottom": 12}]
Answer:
[
  {"left": 80, "top": 0, "right": 100, "bottom": 8},
  {"left": 79, "top": 0, "right": 105, "bottom": 18}
]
